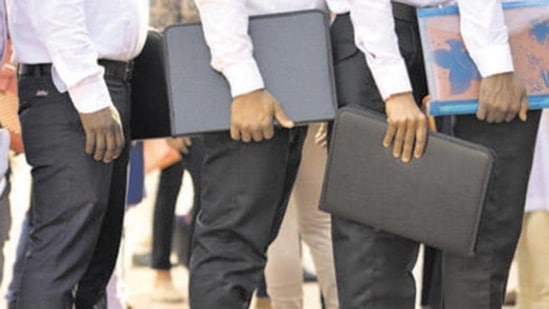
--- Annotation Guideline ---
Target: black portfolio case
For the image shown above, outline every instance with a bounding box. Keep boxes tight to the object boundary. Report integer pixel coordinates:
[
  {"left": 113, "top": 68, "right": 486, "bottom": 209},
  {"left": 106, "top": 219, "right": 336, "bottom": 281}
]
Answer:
[{"left": 320, "top": 106, "right": 495, "bottom": 256}]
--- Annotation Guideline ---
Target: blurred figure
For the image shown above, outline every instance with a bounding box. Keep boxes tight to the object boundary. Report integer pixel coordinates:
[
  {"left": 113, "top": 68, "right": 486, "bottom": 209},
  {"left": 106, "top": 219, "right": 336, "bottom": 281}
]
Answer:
[
  {"left": 264, "top": 123, "right": 338, "bottom": 309},
  {"left": 0, "top": 1, "right": 11, "bottom": 288},
  {"left": 516, "top": 109, "right": 549, "bottom": 309},
  {"left": 147, "top": 0, "right": 203, "bottom": 303},
  {"left": 150, "top": 136, "right": 203, "bottom": 303}
]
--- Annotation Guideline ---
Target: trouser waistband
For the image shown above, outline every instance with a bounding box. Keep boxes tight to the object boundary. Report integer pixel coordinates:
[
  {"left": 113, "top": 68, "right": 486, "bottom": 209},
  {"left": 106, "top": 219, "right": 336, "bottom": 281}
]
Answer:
[{"left": 17, "top": 59, "right": 134, "bottom": 81}]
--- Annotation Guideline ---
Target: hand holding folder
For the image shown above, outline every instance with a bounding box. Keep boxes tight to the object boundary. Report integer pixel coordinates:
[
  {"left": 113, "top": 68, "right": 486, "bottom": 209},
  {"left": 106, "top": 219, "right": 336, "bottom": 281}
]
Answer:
[{"left": 320, "top": 105, "right": 495, "bottom": 256}]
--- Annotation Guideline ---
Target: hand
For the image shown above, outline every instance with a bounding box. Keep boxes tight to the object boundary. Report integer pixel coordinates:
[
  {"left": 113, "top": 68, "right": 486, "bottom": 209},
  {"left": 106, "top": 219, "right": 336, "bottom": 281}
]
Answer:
[
  {"left": 314, "top": 122, "right": 328, "bottom": 148},
  {"left": 79, "top": 106, "right": 125, "bottom": 163},
  {"left": 476, "top": 72, "right": 528, "bottom": 123},
  {"left": 230, "top": 89, "right": 294, "bottom": 143},
  {"left": 384, "top": 92, "right": 428, "bottom": 163},
  {"left": 166, "top": 136, "right": 192, "bottom": 155}
]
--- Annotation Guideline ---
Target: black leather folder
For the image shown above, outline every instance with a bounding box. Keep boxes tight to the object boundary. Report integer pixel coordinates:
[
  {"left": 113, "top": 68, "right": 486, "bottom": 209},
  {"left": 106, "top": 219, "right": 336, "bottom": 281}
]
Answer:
[
  {"left": 319, "top": 106, "right": 495, "bottom": 256},
  {"left": 131, "top": 29, "right": 172, "bottom": 139},
  {"left": 163, "top": 10, "right": 337, "bottom": 136}
]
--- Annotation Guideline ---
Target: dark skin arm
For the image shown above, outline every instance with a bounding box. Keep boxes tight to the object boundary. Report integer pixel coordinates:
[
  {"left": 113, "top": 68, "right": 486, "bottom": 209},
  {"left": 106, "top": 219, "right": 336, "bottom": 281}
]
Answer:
[
  {"left": 230, "top": 89, "right": 294, "bottom": 142},
  {"left": 79, "top": 106, "right": 125, "bottom": 164}
]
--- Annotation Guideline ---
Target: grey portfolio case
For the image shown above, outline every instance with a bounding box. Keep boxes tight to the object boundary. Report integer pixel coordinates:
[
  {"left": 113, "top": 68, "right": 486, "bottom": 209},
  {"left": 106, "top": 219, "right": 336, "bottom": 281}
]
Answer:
[
  {"left": 163, "top": 10, "right": 337, "bottom": 135},
  {"left": 319, "top": 106, "right": 495, "bottom": 256}
]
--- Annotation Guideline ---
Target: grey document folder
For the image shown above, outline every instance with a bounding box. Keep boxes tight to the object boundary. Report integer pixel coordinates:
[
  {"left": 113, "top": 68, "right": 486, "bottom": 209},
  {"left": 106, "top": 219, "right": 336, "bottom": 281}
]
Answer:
[
  {"left": 163, "top": 10, "right": 337, "bottom": 135},
  {"left": 319, "top": 106, "right": 495, "bottom": 256}
]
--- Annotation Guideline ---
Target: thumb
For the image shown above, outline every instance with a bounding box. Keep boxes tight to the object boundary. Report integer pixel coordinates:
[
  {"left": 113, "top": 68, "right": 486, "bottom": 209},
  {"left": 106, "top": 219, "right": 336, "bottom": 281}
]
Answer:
[
  {"left": 273, "top": 101, "right": 294, "bottom": 128},
  {"left": 518, "top": 97, "right": 528, "bottom": 122}
]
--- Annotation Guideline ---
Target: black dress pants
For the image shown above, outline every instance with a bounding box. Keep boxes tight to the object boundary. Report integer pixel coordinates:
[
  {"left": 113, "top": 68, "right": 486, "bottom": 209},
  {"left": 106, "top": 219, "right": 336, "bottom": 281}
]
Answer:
[
  {"left": 330, "top": 5, "right": 541, "bottom": 309},
  {"left": 11, "top": 72, "right": 131, "bottom": 309},
  {"left": 189, "top": 126, "right": 307, "bottom": 308}
]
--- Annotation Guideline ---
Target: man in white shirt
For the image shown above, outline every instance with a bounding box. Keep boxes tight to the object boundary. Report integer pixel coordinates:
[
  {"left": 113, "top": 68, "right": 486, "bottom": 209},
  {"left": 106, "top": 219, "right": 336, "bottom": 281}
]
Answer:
[
  {"left": 190, "top": 0, "right": 327, "bottom": 307},
  {"left": 5, "top": 1, "right": 148, "bottom": 308},
  {"left": 328, "top": 1, "right": 541, "bottom": 308}
]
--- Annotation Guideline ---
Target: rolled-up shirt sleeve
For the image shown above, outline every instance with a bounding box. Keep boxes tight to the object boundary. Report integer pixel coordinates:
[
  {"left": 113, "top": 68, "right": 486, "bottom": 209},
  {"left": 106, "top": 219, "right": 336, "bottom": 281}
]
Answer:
[
  {"left": 195, "top": 0, "right": 264, "bottom": 98},
  {"left": 32, "top": 0, "right": 112, "bottom": 113},
  {"left": 457, "top": 0, "right": 513, "bottom": 77},
  {"left": 345, "top": 0, "right": 412, "bottom": 100}
]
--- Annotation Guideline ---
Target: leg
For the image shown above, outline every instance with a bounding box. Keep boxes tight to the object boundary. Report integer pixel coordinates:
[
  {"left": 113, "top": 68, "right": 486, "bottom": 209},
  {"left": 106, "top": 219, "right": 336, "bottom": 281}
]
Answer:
[
  {"left": 333, "top": 216, "right": 419, "bottom": 309},
  {"left": 517, "top": 211, "right": 549, "bottom": 309},
  {"left": 265, "top": 195, "right": 302, "bottom": 309},
  {"left": 13, "top": 75, "right": 130, "bottom": 309},
  {"left": 150, "top": 157, "right": 185, "bottom": 302},
  {"left": 330, "top": 6, "right": 426, "bottom": 308},
  {"left": 6, "top": 211, "right": 30, "bottom": 307},
  {"left": 421, "top": 246, "right": 442, "bottom": 309},
  {"left": 443, "top": 110, "right": 541, "bottom": 309},
  {"left": 152, "top": 159, "right": 184, "bottom": 271},
  {"left": 74, "top": 77, "right": 132, "bottom": 309},
  {"left": 0, "top": 180, "right": 10, "bottom": 286},
  {"left": 189, "top": 127, "right": 306, "bottom": 308},
  {"left": 180, "top": 136, "right": 205, "bottom": 266},
  {"left": 293, "top": 124, "right": 338, "bottom": 309}
]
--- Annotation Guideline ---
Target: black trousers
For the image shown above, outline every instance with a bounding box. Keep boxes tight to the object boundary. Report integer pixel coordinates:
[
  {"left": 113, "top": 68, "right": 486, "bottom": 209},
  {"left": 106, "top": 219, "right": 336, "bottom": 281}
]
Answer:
[
  {"left": 330, "top": 7, "right": 541, "bottom": 309},
  {"left": 189, "top": 126, "right": 307, "bottom": 308},
  {"left": 11, "top": 72, "right": 131, "bottom": 309},
  {"left": 151, "top": 136, "right": 204, "bottom": 269}
]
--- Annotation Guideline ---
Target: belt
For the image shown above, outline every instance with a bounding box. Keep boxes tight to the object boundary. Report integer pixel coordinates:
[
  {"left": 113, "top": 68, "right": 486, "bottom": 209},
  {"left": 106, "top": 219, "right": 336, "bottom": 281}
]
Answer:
[{"left": 17, "top": 59, "right": 134, "bottom": 81}]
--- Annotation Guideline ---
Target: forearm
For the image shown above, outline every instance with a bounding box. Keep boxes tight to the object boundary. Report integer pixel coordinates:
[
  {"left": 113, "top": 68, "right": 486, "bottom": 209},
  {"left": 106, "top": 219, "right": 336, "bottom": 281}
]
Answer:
[{"left": 195, "top": 0, "right": 264, "bottom": 97}]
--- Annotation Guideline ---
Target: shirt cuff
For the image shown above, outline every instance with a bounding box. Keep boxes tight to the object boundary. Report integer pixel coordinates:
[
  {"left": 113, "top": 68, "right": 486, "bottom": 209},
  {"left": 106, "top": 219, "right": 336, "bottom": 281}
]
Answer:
[
  {"left": 369, "top": 57, "right": 413, "bottom": 100},
  {"left": 222, "top": 60, "right": 265, "bottom": 98},
  {"left": 469, "top": 44, "right": 514, "bottom": 77},
  {"left": 68, "top": 74, "right": 113, "bottom": 113}
]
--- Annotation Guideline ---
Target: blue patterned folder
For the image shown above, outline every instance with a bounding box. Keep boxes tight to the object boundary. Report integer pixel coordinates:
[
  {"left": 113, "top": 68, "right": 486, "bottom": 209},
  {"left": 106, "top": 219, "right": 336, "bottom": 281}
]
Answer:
[{"left": 417, "top": 1, "right": 549, "bottom": 116}]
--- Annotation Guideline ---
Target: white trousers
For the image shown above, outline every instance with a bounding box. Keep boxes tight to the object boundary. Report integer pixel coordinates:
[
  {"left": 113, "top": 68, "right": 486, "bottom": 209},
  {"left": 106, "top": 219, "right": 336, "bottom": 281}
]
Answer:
[
  {"left": 516, "top": 110, "right": 549, "bottom": 309},
  {"left": 264, "top": 123, "right": 338, "bottom": 309}
]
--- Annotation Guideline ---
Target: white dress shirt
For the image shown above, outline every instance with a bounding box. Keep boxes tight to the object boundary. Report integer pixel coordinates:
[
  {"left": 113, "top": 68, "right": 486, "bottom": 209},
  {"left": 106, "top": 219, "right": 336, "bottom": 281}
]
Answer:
[
  {"left": 6, "top": 0, "right": 149, "bottom": 113},
  {"left": 328, "top": 0, "right": 513, "bottom": 100},
  {"left": 196, "top": 0, "right": 513, "bottom": 101},
  {"left": 0, "top": 129, "right": 9, "bottom": 196},
  {"left": 195, "top": 0, "right": 327, "bottom": 98}
]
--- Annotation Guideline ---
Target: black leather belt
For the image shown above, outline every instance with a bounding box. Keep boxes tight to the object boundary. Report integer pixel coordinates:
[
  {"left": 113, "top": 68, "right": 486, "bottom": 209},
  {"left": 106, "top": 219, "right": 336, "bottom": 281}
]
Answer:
[{"left": 18, "top": 59, "right": 134, "bottom": 81}]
